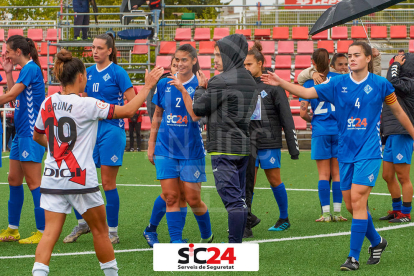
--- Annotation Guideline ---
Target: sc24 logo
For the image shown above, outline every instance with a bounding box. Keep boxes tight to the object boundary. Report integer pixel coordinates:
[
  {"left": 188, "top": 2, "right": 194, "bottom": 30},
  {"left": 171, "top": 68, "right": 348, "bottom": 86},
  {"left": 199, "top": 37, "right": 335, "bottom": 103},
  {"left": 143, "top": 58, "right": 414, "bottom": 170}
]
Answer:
[
  {"left": 178, "top": 244, "right": 236, "bottom": 264},
  {"left": 347, "top": 117, "right": 367, "bottom": 128},
  {"left": 167, "top": 113, "right": 188, "bottom": 124}
]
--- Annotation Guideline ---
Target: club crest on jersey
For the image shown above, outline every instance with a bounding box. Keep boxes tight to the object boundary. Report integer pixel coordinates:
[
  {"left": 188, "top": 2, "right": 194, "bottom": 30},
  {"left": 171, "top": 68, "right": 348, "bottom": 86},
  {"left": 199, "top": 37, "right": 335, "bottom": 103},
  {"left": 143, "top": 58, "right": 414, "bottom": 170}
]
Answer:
[
  {"left": 22, "top": 151, "right": 29, "bottom": 158},
  {"left": 166, "top": 87, "right": 171, "bottom": 93},
  {"left": 364, "top": 84, "right": 373, "bottom": 94},
  {"left": 368, "top": 174, "right": 375, "bottom": 183},
  {"left": 397, "top": 153, "right": 404, "bottom": 161},
  {"left": 194, "top": 170, "right": 200, "bottom": 178},
  {"left": 260, "top": 90, "right": 268, "bottom": 98},
  {"left": 103, "top": 73, "right": 111, "bottom": 82},
  {"left": 96, "top": 101, "right": 109, "bottom": 109},
  {"left": 111, "top": 155, "right": 119, "bottom": 163},
  {"left": 88, "top": 75, "right": 92, "bottom": 80},
  {"left": 187, "top": 87, "right": 195, "bottom": 94},
  {"left": 341, "top": 87, "right": 348, "bottom": 93}
]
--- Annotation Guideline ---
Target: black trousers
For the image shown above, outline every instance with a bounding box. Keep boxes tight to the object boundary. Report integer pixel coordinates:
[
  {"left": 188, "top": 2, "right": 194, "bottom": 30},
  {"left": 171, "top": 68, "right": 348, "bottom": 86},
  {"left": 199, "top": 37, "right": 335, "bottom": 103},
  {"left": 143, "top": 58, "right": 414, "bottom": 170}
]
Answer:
[
  {"left": 129, "top": 121, "right": 141, "bottom": 149},
  {"left": 6, "top": 126, "right": 15, "bottom": 149},
  {"left": 74, "top": 14, "right": 90, "bottom": 39}
]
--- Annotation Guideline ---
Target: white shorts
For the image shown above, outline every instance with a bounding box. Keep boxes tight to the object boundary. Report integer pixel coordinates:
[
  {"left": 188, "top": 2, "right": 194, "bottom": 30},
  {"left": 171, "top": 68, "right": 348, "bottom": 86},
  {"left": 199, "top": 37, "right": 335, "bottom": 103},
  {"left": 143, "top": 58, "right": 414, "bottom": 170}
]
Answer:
[{"left": 40, "top": 191, "right": 104, "bottom": 215}]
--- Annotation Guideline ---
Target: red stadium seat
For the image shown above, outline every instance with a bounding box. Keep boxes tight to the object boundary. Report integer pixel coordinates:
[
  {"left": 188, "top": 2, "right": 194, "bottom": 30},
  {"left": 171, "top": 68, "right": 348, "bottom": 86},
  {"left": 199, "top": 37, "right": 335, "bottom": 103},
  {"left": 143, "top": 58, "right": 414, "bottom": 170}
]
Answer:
[
  {"left": 11, "top": 71, "right": 20, "bottom": 82},
  {"left": 82, "top": 46, "right": 93, "bottom": 58},
  {"left": 247, "top": 40, "right": 254, "bottom": 49},
  {"left": 295, "top": 55, "right": 311, "bottom": 69},
  {"left": 198, "top": 41, "right": 215, "bottom": 54},
  {"left": 371, "top": 26, "right": 387, "bottom": 39},
  {"left": 133, "top": 85, "right": 144, "bottom": 94},
  {"left": 254, "top": 29, "right": 271, "bottom": 40},
  {"left": 293, "top": 116, "right": 307, "bottom": 130},
  {"left": 159, "top": 41, "right": 176, "bottom": 55},
  {"left": 47, "top": 86, "right": 62, "bottom": 97},
  {"left": 214, "top": 70, "right": 220, "bottom": 75},
  {"left": 213, "top": 28, "right": 229, "bottom": 41},
  {"left": 156, "top": 55, "right": 172, "bottom": 69},
  {"left": 331, "top": 26, "right": 348, "bottom": 40},
  {"left": 40, "top": 42, "right": 57, "bottom": 56},
  {"left": 351, "top": 26, "right": 367, "bottom": 39},
  {"left": 174, "top": 28, "right": 192, "bottom": 41},
  {"left": 124, "top": 119, "right": 129, "bottom": 131},
  {"left": 275, "top": 55, "right": 291, "bottom": 69},
  {"left": 275, "top": 70, "right": 291, "bottom": 82},
  {"left": 8, "top": 29, "right": 24, "bottom": 39},
  {"left": 292, "top": 27, "right": 309, "bottom": 40},
  {"left": 202, "top": 70, "right": 211, "bottom": 79},
  {"left": 294, "top": 69, "right": 302, "bottom": 84},
  {"left": 198, "top": 56, "right": 212, "bottom": 69},
  {"left": 337, "top": 40, "right": 354, "bottom": 54},
  {"left": 0, "top": 29, "right": 4, "bottom": 41},
  {"left": 390, "top": 25, "right": 407, "bottom": 39},
  {"left": 235, "top": 29, "right": 251, "bottom": 39},
  {"left": 261, "top": 41, "right": 275, "bottom": 54},
  {"left": 43, "top": 70, "right": 48, "bottom": 83},
  {"left": 297, "top": 41, "right": 314, "bottom": 54},
  {"left": 141, "top": 116, "right": 151, "bottom": 131},
  {"left": 27, "top": 29, "right": 43, "bottom": 42},
  {"left": 409, "top": 40, "right": 414, "bottom": 53},
  {"left": 131, "top": 39, "right": 148, "bottom": 55},
  {"left": 46, "top": 29, "right": 62, "bottom": 41},
  {"left": 311, "top": 30, "right": 328, "bottom": 40},
  {"left": 411, "top": 26, "right": 414, "bottom": 39},
  {"left": 179, "top": 41, "right": 196, "bottom": 48},
  {"left": 39, "top": 56, "right": 53, "bottom": 69},
  {"left": 277, "top": 41, "right": 294, "bottom": 54},
  {"left": 317, "top": 40, "right": 334, "bottom": 53},
  {"left": 290, "top": 100, "right": 301, "bottom": 114},
  {"left": 264, "top": 55, "right": 272, "bottom": 67},
  {"left": 273, "top": 27, "right": 289, "bottom": 40},
  {"left": 194, "top": 28, "right": 211, "bottom": 41}
]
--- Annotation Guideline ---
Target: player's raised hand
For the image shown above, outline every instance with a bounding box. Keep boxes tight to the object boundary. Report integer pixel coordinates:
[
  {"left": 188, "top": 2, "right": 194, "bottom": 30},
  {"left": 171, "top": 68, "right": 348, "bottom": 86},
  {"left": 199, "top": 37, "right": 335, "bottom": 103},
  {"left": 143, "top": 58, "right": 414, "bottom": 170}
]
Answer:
[
  {"left": 145, "top": 66, "right": 164, "bottom": 88},
  {"left": 394, "top": 55, "right": 406, "bottom": 66},
  {"left": 312, "top": 72, "right": 324, "bottom": 85},
  {"left": 0, "top": 54, "right": 13, "bottom": 73},
  {"left": 167, "top": 74, "right": 185, "bottom": 92},
  {"left": 196, "top": 70, "right": 208, "bottom": 89},
  {"left": 261, "top": 71, "right": 282, "bottom": 86}
]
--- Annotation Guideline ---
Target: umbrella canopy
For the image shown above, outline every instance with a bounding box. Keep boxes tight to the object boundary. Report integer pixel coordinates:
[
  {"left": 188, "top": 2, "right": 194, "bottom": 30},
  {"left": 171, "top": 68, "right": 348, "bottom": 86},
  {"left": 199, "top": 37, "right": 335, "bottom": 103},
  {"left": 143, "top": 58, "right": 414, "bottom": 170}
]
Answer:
[
  {"left": 309, "top": 0, "right": 405, "bottom": 36},
  {"left": 117, "top": 29, "right": 152, "bottom": 40},
  {"left": 120, "top": 0, "right": 146, "bottom": 25}
]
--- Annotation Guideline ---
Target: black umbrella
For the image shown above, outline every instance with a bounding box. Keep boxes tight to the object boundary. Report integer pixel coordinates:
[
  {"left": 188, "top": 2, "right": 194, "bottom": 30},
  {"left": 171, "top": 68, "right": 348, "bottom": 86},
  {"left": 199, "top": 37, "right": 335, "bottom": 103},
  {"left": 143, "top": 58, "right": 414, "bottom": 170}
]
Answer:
[
  {"left": 89, "top": 0, "right": 98, "bottom": 24},
  {"left": 120, "top": 0, "right": 146, "bottom": 25},
  {"left": 309, "top": 0, "right": 406, "bottom": 36}
]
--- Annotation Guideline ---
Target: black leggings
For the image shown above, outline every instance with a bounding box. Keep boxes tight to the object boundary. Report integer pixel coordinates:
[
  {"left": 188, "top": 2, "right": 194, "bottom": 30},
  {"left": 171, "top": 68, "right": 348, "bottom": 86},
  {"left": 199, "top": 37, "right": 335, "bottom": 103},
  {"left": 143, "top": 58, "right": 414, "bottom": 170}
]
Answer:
[{"left": 129, "top": 121, "right": 141, "bottom": 149}]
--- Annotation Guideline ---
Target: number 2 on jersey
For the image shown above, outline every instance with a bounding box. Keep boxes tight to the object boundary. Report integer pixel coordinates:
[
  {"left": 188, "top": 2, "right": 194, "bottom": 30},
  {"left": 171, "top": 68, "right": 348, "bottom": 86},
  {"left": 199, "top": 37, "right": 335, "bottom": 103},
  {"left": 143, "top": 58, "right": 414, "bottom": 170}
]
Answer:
[
  {"left": 314, "top": 101, "right": 335, "bottom": 115},
  {"left": 176, "top": 98, "right": 181, "bottom": 108}
]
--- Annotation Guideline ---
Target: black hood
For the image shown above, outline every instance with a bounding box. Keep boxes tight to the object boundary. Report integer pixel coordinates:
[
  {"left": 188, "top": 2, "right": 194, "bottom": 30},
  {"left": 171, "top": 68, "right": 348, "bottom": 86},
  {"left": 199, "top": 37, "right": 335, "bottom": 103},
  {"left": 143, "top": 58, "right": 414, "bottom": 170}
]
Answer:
[
  {"left": 216, "top": 34, "right": 248, "bottom": 73},
  {"left": 400, "top": 53, "right": 414, "bottom": 79}
]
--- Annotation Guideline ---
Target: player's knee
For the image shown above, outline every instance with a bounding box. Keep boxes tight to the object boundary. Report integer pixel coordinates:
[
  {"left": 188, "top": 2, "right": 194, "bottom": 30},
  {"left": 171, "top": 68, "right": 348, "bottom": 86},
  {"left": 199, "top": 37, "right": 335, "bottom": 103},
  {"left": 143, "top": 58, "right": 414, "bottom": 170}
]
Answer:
[
  {"left": 396, "top": 172, "right": 411, "bottom": 186},
  {"left": 164, "top": 192, "right": 180, "bottom": 206},
  {"left": 8, "top": 174, "right": 21, "bottom": 186},
  {"left": 382, "top": 170, "right": 394, "bottom": 183},
  {"left": 186, "top": 195, "right": 201, "bottom": 208}
]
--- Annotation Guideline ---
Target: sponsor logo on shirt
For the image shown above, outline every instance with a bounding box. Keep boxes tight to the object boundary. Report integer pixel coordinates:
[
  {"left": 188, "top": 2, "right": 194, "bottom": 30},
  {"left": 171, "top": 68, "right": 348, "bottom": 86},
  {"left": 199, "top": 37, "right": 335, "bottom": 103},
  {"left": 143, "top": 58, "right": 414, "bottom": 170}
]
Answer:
[
  {"left": 260, "top": 90, "right": 268, "bottom": 98},
  {"left": 364, "top": 84, "right": 373, "bottom": 94},
  {"left": 166, "top": 87, "right": 171, "bottom": 93},
  {"left": 187, "top": 87, "right": 195, "bottom": 94},
  {"left": 103, "top": 73, "right": 111, "bottom": 82},
  {"left": 167, "top": 113, "right": 188, "bottom": 126},
  {"left": 347, "top": 117, "right": 368, "bottom": 130},
  {"left": 341, "top": 87, "right": 348, "bottom": 93}
]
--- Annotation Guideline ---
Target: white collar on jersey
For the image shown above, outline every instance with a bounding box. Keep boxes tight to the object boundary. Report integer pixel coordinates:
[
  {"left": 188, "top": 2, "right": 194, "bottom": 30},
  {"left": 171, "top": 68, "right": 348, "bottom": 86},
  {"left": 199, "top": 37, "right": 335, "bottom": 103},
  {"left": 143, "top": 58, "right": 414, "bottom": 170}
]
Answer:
[
  {"left": 349, "top": 71, "right": 370, "bottom": 85},
  {"left": 23, "top": 60, "right": 33, "bottom": 67},
  {"left": 96, "top": 62, "right": 113, "bottom": 73},
  {"left": 174, "top": 73, "right": 195, "bottom": 86}
]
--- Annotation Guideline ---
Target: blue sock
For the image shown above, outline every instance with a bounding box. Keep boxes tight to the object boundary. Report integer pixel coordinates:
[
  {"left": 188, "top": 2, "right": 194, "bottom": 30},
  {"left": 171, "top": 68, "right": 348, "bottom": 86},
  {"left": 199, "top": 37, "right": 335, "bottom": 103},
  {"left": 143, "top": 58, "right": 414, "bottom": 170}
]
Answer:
[
  {"left": 104, "top": 188, "right": 120, "bottom": 228},
  {"left": 31, "top": 187, "right": 45, "bottom": 231},
  {"left": 366, "top": 212, "right": 381, "bottom": 248},
  {"left": 348, "top": 218, "right": 368, "bottom": 261},
  {"left": 74, "top": 208, "right": 83, "bottom": 220},
  {"left": 402, "top": 202, "right": 412, "bottom": 215},
  {"left": 180, "top": 207, "right": 187, "bottom": 231},
  {"left": 8, "top": 185, "right": 24, "bottom": 227},
  {"left": 332, "top": 181, "right": 342, "bottom": 204},
  {"left": 318, "top": 180, "right": 331, "bottom": 209},
  {"left": 166, "top": 211, "right": 183, "bottom": 242},
  {"left": 271, "top": 183, "right": 289, "bottom": 219},
  {"left": 147, "top": 195, "right": 166, "bottom": 232},
  {"left": 228, "top": 207, "right": 248, "bottom": 243},
  {"left": 251, "top": 192, "right": 254, "bottom": 205},
  {"left": 194, "top": 210, "right": 212, "bottom": 239},
  {"left": 392, "top": 197, "right": 402, "bottom": 211}
]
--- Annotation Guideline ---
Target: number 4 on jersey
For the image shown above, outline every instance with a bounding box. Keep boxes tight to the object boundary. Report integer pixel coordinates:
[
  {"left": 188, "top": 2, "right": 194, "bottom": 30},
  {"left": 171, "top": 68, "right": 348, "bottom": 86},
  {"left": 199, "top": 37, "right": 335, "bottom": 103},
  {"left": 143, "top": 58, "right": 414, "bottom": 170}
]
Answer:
[{"left": 355, "top": 98, "right": 361, "bottom": 109}]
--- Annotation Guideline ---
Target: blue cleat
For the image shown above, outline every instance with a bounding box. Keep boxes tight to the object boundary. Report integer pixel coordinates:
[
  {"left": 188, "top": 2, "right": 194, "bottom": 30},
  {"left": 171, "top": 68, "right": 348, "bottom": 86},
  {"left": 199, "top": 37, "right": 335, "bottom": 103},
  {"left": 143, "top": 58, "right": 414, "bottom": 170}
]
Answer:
[
  {"left": 268, "top": 218, "right": 291, "bottom": 231},
  {"left": 171, "top": 239, "right": 188, "bottom": 243},
  {"left": 143, "top": 228, "right": 159, "bottom": 248}
]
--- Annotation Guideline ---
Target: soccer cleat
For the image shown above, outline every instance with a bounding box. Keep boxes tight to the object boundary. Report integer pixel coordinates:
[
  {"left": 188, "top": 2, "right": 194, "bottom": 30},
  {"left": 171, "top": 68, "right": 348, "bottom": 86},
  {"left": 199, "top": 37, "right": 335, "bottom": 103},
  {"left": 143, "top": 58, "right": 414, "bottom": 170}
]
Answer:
[
  {"left": 200, "top": 234, "right": 214, "bottom": 243},
  {"left": 268, "top": 218, "right": 290, "bottom": 231},
  {"left": 109, "top": 232, "right": 120, "bottom": 244},
  {"left": 171, "top": 239, "right": 188, "bottom": 243},
  {"left": 367, "top": 237, "right": 388, "bottom": 265},
  {"left": 388, "top": 213, "right": 411, "bottom": 223},
  {"left": 333, "top": 212, "right": 348, "bottom": 222},
  {"left": 315, "top": 213, "right": 332, "bottom": 222},
  {"left": 63, "top": 223, "right": 91, "bottom": 243},
  {"left": 250, "top": 213, "right": 261, "bottom": 229},
  {"left": 0, "top": 227, "right": 20, "bottom": 242},
  {"left": 143, "top": 229, "right": 159, "bottom": 248},
  {"left": 379, "top": 210, "right": 401, "bottom": 220},
  {"left": 242, "top": 227, "right": 253, "bottom": 239},
  {"left": 340, "top": 257, "right": 360, "bottom": 271},
  {"left": 19, "top": 231, "right": 43, "bottom": 244}
]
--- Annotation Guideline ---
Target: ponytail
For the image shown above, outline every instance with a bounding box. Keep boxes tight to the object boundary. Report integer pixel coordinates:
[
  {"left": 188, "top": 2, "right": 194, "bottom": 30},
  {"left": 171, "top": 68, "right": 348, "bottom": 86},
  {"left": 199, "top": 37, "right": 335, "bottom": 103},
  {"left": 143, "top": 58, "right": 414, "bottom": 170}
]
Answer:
[
  {"left": 26, "top": 37, "right": 41, "bottom": 69},
  {"left": 6, "top": 35, "right": 41, "bottom": 69},
  {"left": 312, "top": 48, "right": 330, "bottom": 76},
  {"left": 54, "top": 49, "right": 85, "bottom": 87},
  {"left": 95, "top": 33, "right": 118, "bottom": 64}
]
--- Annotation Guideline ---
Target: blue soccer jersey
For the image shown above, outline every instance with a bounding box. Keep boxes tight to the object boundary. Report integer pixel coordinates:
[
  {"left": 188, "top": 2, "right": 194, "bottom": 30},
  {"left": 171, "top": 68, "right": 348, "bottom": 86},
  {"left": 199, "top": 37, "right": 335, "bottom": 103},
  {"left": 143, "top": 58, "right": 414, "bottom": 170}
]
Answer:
[
  {"left": 85, "top": 63, "right": 132, "bottom": 129},
  {"left": 152, "top": 74, "right": 205, "bottom": 159},
  {"left": 314, "top": 72, "right": 395, "bottom": 163},
  {"left": 15, "top": 60, "right": 45, "bottom": 137},
  {"left": 301, "top": 72, "right": 340, "bottom": 137}
]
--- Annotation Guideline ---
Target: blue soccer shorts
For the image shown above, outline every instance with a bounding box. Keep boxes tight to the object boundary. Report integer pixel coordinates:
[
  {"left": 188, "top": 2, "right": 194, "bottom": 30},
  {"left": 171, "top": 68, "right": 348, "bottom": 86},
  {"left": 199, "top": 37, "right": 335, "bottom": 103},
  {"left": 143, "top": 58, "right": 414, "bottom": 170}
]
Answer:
[
  {"left": 255, "top": 148, "right": 281, "bottom": 169},
  {"left": 383, "top": 134, "right": 413, "bottom": 165},
  {"left": 339, "top": 159, "right": 382, "bottom": 191},
  {"left": 93, "top": 121, "right": 126, "bottom": 168},
  {"left": 311, "top": 135, "right": 338, "bottom": 160},
  {"left": 154, "top": 155, "right": 206, "bottom": 183},
  {"left": 10, "top": 136, "right": 45, "bottom": 163}
]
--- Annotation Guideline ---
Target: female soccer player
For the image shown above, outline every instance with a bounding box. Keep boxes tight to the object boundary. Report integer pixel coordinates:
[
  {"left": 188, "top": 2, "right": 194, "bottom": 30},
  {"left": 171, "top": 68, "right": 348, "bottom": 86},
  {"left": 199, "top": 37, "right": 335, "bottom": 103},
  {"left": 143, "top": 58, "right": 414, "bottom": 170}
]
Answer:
[
  {"left": 299, "top": 48, "right": 346, "bottom": 222},
  {"left": 0, "top": 35, "right": 46, "bottom": 244},
  {"left": 64, "top": 33, "right": 135, "bottom": 244},
  {"left": 147, "top": 44, "right": 213, "bottom": 244},
  {"left": 262, "top": 41, "right": 414, "bottom": 271},
  {"left": 32, "top": 49, "right": 163, "bottom": 276},
  {"left": 243, "top": 41, "right": 299, "bottom": 235}
]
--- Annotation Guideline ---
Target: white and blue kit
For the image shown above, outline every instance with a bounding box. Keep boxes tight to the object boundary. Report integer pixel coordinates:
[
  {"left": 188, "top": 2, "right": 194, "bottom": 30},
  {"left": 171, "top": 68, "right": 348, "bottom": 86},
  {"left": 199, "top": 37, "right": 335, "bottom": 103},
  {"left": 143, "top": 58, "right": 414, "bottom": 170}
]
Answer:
[
  {"left": 314, "top": 72, "right": 395, "bottom": 190},
  {"left": 301, "top": 72, "right": 340, "bottom": 160},
  {"left": 10, "top": 60, "right": 45, "bottom": 163},
  {"left": 85, "top": 62, "right": 132, "bottom": 167},
  {"left": 152, "top": 74, "right": 206, "bottom": 183}
]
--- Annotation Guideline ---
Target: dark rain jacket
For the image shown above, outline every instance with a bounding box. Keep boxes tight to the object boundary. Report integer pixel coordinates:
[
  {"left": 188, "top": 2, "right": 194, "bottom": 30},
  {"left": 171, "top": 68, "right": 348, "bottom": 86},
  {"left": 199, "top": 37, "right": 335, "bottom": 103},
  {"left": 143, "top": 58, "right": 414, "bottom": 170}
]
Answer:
[
  {"left": 382, "top": 53, "right": 414, "bottom": 138},
  {"left": 250, "top": 76, "right": 299, "bottom": 159},
  {"left": 193, "top": 34, "right": 258, "bottom": 155}
]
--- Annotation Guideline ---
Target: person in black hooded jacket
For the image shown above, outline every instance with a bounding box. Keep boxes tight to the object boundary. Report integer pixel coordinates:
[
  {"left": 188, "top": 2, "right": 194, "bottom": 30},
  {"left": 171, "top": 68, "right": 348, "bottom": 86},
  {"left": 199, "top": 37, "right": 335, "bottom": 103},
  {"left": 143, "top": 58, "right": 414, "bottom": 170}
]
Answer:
[
  {"left": 380, "top": 53, "right": 414, "bottom": 223},
  {"left": 193, "top": 34, "right": 258, "bottom": 243},
  {"left": 242, "top": 41, "right": 299, "bottom": 238}
]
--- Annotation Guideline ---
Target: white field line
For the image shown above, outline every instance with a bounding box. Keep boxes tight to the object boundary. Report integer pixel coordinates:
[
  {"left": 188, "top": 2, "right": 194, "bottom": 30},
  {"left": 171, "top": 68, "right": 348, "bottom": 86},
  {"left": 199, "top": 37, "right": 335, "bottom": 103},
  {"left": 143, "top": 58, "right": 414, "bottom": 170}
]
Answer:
[
  {"left": 1, "top": 156, "right": 9, "bottom": 159},
  {"left": 1, "top": 223, "right": 413, "bottom": 260}
]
